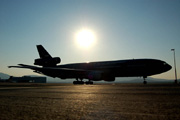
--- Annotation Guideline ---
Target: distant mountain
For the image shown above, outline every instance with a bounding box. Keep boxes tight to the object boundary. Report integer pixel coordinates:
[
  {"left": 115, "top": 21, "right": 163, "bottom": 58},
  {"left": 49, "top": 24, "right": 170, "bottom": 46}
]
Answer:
[{"left": 0, "top": 73, "right": 10, "bottom": 79}]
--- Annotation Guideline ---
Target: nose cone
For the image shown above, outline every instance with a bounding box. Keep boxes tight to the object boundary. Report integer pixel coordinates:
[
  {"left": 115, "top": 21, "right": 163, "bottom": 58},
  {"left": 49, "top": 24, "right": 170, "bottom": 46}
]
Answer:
[{"left": 165, "top": 63, "right": 172, "bottom": 72}]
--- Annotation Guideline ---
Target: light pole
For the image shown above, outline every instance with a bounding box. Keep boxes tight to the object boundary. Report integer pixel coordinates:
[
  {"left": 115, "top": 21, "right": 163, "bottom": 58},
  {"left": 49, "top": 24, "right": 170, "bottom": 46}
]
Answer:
[{"left": 171, "top": 49, "right": 178, "bottom": 84}]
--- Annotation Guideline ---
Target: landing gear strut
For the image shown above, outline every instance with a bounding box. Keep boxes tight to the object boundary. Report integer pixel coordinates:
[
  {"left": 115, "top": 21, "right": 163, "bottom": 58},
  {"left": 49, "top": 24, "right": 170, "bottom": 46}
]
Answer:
[
  {"left": 73, "top": 78, "right": 84, "bottom": 85},
  {"left": 143, "top": 76, "right": 147, "bottom": 84},
  {"left": 73, "top": 78, "right": 93, "bottom": 85}
]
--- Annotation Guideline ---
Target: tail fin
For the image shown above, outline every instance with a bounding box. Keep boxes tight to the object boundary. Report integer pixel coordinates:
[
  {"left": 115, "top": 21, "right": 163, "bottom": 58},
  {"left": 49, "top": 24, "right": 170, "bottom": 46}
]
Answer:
[
  {"left": 36, "top": 45, "right": 52, "bottom": 59},
  {"left": 34, "top": 45, "right": 61, "bottom": 67}
]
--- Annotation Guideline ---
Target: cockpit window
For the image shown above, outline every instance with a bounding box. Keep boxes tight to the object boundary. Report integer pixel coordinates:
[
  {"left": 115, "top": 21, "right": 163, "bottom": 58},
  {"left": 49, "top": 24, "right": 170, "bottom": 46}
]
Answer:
[{"left": 163, "top": 62, "right": 167, "bottom": 65}]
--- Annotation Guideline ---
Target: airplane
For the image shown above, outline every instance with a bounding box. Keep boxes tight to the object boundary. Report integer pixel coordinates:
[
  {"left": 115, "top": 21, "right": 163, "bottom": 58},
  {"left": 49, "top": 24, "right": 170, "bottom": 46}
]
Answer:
[{"left": 9, "top": 45, "right": 172, "bottom": 84}]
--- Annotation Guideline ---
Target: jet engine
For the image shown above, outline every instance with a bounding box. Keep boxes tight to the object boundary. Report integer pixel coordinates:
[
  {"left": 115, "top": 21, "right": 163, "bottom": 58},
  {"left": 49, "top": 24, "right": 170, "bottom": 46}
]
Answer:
[
  {"left": 87, "top": 71, "right": 103, "bottom": 80},
  {"left": 34, "top": 57, "right": 61, "bottom": 67}
]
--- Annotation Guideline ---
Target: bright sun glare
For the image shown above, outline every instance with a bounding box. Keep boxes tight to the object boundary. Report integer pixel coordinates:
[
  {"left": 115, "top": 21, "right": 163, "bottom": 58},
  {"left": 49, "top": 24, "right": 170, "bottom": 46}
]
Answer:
[{"left": 76, "top": 29, "right": 95, "bottom": 48}]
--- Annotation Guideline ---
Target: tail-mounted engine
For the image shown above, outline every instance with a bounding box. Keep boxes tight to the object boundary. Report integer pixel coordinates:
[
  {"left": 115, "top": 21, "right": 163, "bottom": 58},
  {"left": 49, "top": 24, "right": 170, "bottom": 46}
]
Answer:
[{"left": 34, "top": 57, "right": 61, "bottom": 67}]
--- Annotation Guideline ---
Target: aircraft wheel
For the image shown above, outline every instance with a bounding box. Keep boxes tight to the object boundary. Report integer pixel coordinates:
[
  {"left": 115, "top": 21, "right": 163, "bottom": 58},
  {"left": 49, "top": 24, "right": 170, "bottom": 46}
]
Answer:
[
  {"left": 73, "top": 81, "right": 78, "bottom": 85},
  {"left": 73, "top": 81, "right": 84, "bottom": 85},
  {"left": 143, "top": 81, "right": 147, "bottom": 84},
  {"left": 90, "top": 81, "right": 93, "bottom": 85},
  {"left": 85, "top": 81, "right": 93, "bottom": 85},
  {"left": 79, "top": 81, "right": 84, "bottom": 84}
]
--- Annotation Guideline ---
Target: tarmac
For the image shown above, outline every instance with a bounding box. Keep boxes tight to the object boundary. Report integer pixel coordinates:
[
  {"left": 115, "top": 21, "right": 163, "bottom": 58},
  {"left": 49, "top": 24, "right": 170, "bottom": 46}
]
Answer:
[{"left": 0, "top": 83, "right": 180, "bottom": 120}]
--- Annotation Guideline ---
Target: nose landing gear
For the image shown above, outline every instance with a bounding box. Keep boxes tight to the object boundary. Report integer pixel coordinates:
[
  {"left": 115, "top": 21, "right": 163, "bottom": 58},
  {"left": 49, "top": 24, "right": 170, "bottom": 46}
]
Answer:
[{"left": 143, "top": 76, "right": 147, "bottom": 84}]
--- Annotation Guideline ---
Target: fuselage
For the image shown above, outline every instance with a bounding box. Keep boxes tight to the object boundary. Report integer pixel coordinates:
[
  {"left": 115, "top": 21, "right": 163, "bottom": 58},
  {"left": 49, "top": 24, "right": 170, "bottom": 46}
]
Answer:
[{"left": 57, "top": 59, "right": 171, "bottom": 80}]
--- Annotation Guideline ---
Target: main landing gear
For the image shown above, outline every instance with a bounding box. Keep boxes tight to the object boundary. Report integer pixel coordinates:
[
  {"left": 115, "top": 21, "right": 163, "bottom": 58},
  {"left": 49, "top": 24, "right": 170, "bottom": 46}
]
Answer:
[
  {"left": 73, "top": 81, "right": 84, "bottom": 85},
  {"left": 73, "top": 78, "right": 93, "bottom": 85},
  {"left": 85, "top": 81, "right": 93, "bottom": 85},
  {"left": 143, "top": 76, "right": 147, "bottom": 84}
]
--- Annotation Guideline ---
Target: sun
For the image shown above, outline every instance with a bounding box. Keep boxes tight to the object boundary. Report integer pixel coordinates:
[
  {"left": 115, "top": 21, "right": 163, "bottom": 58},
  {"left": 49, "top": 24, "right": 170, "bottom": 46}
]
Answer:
[{"left": 76, "top": 29, "right": 95, "bottom": 48}]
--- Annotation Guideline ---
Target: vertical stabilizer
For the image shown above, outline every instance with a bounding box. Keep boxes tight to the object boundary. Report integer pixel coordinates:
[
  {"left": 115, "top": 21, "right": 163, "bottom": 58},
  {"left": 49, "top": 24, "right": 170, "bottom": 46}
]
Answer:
[{"left": 36, "top": 45, "right": 52, "bottom": 59}]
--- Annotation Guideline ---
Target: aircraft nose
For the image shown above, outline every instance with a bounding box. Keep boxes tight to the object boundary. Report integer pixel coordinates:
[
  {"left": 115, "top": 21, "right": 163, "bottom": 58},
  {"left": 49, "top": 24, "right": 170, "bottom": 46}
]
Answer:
[{"left": 165, "top": 64, "right": 172, "bottom": 71}]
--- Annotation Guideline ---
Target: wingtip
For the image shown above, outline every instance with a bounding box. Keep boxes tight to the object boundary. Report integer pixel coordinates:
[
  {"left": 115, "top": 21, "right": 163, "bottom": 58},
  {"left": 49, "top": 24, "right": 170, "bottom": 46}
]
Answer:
[{"left": 8, "top": 66, "right": 18, "bottom": 68}]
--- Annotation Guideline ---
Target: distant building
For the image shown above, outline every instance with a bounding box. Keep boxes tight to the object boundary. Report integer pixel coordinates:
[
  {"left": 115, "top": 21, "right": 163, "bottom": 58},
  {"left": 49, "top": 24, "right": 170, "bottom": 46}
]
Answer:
[
  {"left": 0, "top": 77, "right": 10, "bottom": 83},
  {"left": 9, "top": 76, "right": 46, "bottom": 83}
]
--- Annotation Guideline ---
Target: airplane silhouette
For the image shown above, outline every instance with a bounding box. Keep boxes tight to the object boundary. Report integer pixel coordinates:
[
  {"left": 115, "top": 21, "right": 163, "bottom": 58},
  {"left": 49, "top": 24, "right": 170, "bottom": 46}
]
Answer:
[{"left": 9, "top": 45, "right": 172, "bottom": 84}]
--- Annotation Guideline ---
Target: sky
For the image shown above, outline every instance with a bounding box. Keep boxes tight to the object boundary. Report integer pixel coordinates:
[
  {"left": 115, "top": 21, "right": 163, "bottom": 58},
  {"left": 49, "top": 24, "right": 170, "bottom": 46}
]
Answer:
[{"left": 0, "top": 0, "right": 180, "bottom": 80}]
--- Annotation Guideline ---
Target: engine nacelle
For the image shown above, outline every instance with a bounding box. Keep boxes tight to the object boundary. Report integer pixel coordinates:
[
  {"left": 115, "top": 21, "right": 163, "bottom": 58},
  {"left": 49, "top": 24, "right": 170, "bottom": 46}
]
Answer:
[
  {"left": 34, "top": 57, "right": 61, "bottom": 67},
  {"left": 87, "top": 71, "right": 103, "bottom": 80}
]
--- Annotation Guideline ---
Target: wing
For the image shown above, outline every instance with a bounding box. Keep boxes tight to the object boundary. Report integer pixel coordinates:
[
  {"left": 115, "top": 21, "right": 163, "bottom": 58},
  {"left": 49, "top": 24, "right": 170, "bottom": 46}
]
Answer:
[{"left": 8, "top": 64, "right": 93, "bottom": 79}]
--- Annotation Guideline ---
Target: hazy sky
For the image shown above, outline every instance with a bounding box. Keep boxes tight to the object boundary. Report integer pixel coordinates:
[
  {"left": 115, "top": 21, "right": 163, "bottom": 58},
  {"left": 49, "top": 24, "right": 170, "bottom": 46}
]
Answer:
[{"left": 0, "top": 0, "right": 180, "bottom": 79}]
